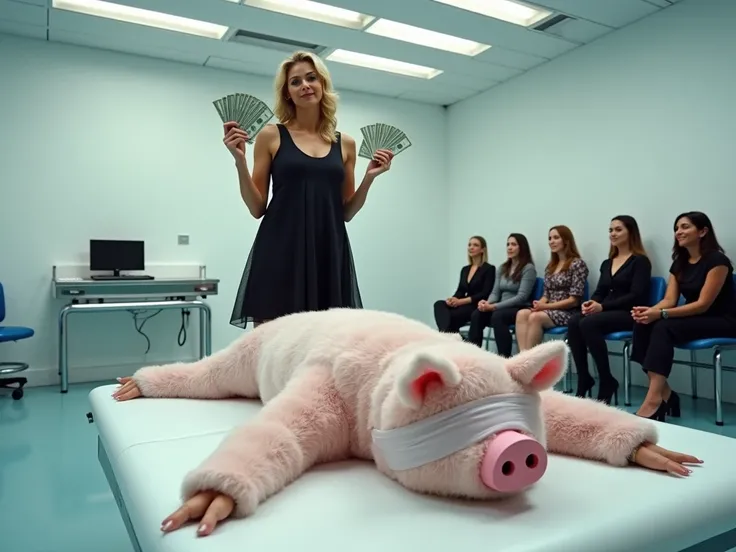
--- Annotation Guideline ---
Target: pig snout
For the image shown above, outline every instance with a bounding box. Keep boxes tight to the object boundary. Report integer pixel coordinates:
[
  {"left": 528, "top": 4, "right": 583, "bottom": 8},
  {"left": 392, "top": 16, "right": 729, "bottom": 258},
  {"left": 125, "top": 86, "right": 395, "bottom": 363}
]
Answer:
[{"left": 479, "top": 430, "right": 547, "bottom": 493}]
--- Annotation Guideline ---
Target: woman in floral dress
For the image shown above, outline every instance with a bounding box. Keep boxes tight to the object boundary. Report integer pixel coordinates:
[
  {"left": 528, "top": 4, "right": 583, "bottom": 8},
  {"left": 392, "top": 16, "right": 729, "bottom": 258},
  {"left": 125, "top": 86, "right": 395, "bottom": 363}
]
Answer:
[{"left": 515, "top": 225, "right": 589, "bottom": 351}]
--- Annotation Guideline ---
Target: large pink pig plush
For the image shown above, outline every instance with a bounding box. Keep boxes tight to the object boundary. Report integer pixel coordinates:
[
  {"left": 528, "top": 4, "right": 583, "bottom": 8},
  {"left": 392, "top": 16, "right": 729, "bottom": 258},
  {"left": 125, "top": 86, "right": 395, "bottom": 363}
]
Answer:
[{"left": 121, "top": 308, "right": 694, "bottom": 531}]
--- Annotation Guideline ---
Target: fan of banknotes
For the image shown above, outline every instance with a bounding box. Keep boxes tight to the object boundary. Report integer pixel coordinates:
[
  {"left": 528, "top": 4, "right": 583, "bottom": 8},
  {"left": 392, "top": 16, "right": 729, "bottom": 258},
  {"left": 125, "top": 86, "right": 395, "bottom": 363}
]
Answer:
[
  {"left": 213, "top": 93, "right": 274, "bottom": 144},
  {"left": 358, "top": 123, "right": 412, "bottom": 160}
]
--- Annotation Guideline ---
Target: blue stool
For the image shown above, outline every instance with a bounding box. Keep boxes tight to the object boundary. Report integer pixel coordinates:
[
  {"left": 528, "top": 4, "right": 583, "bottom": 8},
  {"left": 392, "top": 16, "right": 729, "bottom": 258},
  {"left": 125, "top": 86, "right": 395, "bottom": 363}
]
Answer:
[
  {"left": 673, "top": 274, "right": 736, "bottom": 426},
  {"left": 608, "top": 276, "right": 667, "bottom": 406},
  {"left": 674, "top": 338, "right": 736, "bottom": 426},
  {"left": 0, "top": 282, "right": 34, "bottom": 400}
]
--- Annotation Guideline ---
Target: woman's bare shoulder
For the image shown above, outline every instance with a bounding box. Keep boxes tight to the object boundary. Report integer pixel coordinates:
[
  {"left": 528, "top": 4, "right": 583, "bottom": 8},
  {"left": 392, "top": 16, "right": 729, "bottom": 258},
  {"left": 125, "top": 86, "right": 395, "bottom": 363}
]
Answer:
[
  {"left": 340, "top": 131, "right": 355, "bottom": 146},
  {"left": 255, "top": 123, "right": 280, "bottom": 155}
]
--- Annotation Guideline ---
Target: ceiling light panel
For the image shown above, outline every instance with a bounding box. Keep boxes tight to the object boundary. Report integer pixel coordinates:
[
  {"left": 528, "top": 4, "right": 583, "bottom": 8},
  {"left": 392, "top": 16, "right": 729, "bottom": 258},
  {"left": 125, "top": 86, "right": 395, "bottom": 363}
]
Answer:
[
  {"left": 326, "top": 49, "right": 442, "bottom": 79},
  {"left": 431, "top": 0, "right": 553, "bottom": 27},
  {"left": 244, "top": 0, "right": 374, "bottom": 30},
  {"left": 365, "top": 19, "right": 490, "bottom": 57},
  {"left": 52, "top": 0, "right": 229, "bottom": 38}
]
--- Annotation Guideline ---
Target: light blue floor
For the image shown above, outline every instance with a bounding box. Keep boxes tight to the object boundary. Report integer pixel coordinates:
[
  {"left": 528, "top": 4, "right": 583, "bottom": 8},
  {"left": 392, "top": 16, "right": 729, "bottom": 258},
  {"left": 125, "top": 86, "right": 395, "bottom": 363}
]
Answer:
[{"left": 1, "top": 378, "right": 735, "bottom": 552}]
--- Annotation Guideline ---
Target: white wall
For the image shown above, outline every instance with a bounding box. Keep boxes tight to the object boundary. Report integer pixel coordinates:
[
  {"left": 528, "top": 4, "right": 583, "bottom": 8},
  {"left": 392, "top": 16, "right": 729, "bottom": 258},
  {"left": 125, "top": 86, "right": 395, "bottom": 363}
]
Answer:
[
  {"left": 0, "top": 35, "right": 448, "bottom": 386},
  {"left": 447, "top": 0, "right": 736, "bottom": 403}
]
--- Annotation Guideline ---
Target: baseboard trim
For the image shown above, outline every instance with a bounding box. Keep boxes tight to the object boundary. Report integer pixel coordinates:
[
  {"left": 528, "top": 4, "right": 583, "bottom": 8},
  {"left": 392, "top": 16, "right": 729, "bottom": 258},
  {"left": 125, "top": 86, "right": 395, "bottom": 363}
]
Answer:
[{"left": 17, "top": 358, "right": 198, "bottom": 389}]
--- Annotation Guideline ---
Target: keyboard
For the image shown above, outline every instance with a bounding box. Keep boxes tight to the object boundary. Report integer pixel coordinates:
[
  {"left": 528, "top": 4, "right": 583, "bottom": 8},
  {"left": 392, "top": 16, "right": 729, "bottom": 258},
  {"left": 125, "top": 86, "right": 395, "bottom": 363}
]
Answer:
[{"left": 90, "top": 275, "right": 155, "bottom": 281}]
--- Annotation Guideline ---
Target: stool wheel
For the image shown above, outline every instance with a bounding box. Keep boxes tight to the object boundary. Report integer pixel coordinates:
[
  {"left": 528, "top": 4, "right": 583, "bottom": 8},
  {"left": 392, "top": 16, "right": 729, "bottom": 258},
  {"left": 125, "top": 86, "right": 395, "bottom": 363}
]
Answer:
[{"left": 12, "top": 388, "right": 23, "bottom": 400}]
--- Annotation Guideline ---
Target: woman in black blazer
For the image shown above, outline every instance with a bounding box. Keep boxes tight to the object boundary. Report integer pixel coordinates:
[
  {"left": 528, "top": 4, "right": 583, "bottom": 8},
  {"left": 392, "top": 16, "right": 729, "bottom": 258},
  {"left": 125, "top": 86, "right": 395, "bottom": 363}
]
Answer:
[
  {"left": 566, "top": 215, "right": 652, "bottom": 404},
  {"left": 434, "top": 236, "right": 496, "bottom": 334}
]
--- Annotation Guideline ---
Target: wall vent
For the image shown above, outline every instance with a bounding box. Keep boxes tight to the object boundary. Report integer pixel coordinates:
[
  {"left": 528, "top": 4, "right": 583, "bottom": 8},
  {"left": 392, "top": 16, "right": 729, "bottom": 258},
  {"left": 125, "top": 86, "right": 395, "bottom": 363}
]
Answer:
[
  {"left": 229, "top": 30, "right": 328, "bottom": 55},
  {"left": 533, "top": 14, "right": 573, "bottom": 32}
]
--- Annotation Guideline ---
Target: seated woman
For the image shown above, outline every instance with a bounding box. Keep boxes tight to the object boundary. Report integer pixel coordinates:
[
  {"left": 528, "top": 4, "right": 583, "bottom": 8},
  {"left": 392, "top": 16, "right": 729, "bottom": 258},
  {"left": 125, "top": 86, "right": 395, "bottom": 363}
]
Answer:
[
  {"left": 630, "top": 211, "right": 736, "bottom": 421},
  {"left": 567, "top": 215, "right": 652, "bottom": 404},
  {"left": 467, "top": 233, "right": 537, "bottom": 357},
  {"left": 433, "top": 235, "right": 495, "bottom": 334},
  {"left": 515, "top": 225, "right": 589, "bottom": 351}
]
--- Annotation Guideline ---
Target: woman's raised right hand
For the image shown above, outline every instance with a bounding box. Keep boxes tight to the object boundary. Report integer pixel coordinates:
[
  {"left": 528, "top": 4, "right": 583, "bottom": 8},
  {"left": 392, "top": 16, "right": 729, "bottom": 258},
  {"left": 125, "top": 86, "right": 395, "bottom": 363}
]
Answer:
[{"left": 223, "top": 122, "right": 249, "bottom": 161}]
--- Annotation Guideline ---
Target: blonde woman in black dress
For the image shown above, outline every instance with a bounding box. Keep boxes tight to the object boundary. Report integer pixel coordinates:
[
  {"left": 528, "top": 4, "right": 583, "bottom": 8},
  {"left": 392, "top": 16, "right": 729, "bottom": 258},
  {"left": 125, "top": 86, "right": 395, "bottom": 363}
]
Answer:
[{"left": 222, "top": 51, "right": 395, "bottom": 328}]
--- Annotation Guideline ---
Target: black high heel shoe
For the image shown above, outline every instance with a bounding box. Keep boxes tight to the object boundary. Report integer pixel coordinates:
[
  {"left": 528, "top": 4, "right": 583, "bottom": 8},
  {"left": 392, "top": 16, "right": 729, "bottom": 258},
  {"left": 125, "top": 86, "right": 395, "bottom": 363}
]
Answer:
[
  {"left": 597, "top": 378, "right": 620, "bottom": 406},
  {"left": 575, "top": 374, "right": 595, "bottom": 398},
  {"left": 666, "top": 390, "right": 681, "bottom": 418},
  {"left": 638, "top": 401, "right": 668, "bottom": 422}
]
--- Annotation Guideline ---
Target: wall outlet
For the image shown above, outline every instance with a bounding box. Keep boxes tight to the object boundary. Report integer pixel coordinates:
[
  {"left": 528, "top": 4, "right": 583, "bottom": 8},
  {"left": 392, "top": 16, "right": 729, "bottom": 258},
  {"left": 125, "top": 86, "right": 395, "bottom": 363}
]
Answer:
[{"left": 178, "top": 234, "right": 190, "bottom": 245}]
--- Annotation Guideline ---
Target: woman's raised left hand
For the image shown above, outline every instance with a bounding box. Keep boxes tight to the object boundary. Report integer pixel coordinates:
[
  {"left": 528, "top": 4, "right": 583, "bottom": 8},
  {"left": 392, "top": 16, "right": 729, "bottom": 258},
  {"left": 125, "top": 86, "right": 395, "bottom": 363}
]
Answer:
[{"left": 366, "top": 149, "right": 393, "bottom": 178}]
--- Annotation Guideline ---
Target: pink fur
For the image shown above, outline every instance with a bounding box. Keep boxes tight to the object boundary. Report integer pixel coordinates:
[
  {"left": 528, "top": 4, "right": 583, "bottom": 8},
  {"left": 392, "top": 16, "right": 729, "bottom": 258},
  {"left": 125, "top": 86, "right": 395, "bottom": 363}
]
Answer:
[{"left": 132, "top": 308, "right": 658, "bottom": 518}]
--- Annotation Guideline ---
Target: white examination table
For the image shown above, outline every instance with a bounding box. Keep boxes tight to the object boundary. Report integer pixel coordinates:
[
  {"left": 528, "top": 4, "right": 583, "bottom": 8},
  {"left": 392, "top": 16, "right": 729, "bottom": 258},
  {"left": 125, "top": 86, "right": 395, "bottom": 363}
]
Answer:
[{"left": 89, "top": 384, "right": 736, "bottom": 552}]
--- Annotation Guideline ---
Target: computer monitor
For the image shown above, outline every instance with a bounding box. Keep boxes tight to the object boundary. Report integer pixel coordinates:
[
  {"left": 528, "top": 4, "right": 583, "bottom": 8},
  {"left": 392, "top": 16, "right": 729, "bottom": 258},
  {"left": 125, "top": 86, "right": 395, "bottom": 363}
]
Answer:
[{"left": 89, "top": 239, "right": 145, "bottom": 277}]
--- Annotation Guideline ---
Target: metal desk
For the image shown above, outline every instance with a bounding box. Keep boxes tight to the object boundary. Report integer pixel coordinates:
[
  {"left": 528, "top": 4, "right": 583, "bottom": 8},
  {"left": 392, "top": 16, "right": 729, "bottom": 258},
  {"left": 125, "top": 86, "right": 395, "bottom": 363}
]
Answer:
[{"left": 52, "top": 267, "right": 219, "bottom": 393}]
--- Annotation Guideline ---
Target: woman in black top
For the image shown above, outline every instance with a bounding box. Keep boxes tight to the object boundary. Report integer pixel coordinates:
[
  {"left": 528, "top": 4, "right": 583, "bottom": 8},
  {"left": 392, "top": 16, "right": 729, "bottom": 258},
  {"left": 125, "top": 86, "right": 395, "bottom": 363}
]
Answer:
[
  {"left": 434, "top": 236, "right": 495, "bottom": 334},
  {"left": 630, "top": 211, "right": 736, "bottom": 421},
  {"left": 567, "top": 216, "right": 652, "bottom": 404}
]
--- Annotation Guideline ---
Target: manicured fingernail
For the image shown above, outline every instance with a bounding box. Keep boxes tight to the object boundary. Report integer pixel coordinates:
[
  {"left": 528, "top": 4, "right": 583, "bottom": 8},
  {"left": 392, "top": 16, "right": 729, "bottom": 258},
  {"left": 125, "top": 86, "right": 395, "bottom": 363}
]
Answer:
[
  {"left": 162, "top": 520, "right": 172, "bottom": 531},
  {"left": 198, "top": 524, "right": 208, "bottom": 534}
]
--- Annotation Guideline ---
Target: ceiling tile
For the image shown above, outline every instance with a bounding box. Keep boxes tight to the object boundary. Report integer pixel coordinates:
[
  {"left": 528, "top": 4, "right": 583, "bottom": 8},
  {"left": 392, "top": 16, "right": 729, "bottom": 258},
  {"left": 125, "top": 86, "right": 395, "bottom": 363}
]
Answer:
[
  {"left": 0, "top": 0, "right": 47, "bottom": 26},
  {"left": 50, "top": 27, "right": 210, "bottom": 65},
  {"left": 540, "top": 16, "right": 613, "bottom": 43},
  {"left": 8, "top": 0, "right": 47, "bottom": 6},
  {"left": 474, "top": 46, "right": 550, "bottom": 72},
  {"left": 533, "top": 0, "right": 660, "bottom": 27}
]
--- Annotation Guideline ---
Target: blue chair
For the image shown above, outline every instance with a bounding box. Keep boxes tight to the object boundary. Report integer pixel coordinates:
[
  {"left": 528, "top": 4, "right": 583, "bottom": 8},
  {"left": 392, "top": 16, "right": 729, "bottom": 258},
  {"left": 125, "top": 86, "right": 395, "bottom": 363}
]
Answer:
[
  {"left": 469, "top": 277, "right": 546, "bottom": 350},
  {"left": 530, "top": 276, "right": 545, "bottom": 303},
  {"left": 673, "top": 274, "right": 736, "bottom": 426},
  {"left": 0, "top": 282, "right": 34, "bottom": 400},
  {"left": 609, "top": 276, "right": 667, "bottom": 407},
  {"left": 459, "top": 277, "right": 545, "bottom": 350}
]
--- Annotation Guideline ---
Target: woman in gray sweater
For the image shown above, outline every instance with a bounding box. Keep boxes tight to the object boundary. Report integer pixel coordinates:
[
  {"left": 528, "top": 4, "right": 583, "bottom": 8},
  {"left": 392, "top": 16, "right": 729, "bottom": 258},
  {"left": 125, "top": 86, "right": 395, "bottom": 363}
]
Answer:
[{"left": 467, "top": 233, "right": 537, "bottom": 356}]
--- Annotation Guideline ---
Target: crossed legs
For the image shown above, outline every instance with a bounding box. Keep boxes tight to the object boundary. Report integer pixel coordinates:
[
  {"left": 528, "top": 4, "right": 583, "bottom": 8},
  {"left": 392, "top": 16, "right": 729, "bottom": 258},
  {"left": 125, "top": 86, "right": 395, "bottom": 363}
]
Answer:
[{"left": 515, "top": 309, "right": 555, "bottom": 351}]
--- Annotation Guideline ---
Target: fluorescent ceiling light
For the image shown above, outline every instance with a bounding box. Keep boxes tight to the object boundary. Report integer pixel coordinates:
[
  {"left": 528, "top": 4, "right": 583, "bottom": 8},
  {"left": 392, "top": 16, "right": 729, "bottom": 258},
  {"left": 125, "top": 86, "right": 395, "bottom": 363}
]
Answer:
[
  {"left": 365, "top": 19, "right": 490, "bottom": 57},
  {"left": 326, "top": 49, "right": 442, "bottom": 79},
  {"left": 245, "top": 0, "right": 374, "bottom": 30},
  {"left": 52, "top": 0, "right": 229, "bottom": 39},
  {"left": 432, "top": 0, "right": 553, "bottom": 27}
]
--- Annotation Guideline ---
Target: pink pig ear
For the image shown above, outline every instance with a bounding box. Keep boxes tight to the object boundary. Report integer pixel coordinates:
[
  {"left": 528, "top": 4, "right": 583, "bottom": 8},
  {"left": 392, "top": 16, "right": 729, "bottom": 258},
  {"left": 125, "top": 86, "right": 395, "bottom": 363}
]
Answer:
[
  {"left": 396, "top": 352, "right": 462, "bottom": 410},
  {"left": 505, "top": 341, "right": 567, "bottom": 391}
]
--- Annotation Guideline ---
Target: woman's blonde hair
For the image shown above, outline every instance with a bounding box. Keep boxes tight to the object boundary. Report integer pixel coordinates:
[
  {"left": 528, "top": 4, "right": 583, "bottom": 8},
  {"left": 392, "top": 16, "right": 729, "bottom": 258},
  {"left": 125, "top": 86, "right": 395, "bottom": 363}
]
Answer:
[{"left": 273, "top": 51, "right": 339, "bottom": 143}]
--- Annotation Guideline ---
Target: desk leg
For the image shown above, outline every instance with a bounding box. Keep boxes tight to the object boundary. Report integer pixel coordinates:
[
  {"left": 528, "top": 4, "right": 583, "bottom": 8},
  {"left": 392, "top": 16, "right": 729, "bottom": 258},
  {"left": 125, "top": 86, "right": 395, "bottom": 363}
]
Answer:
[
  {"left": 59, "top": 305, "right": 73, "bottom": 394},
  {"left": 198, "top": 303, "right": 212, "bottom": 359}
]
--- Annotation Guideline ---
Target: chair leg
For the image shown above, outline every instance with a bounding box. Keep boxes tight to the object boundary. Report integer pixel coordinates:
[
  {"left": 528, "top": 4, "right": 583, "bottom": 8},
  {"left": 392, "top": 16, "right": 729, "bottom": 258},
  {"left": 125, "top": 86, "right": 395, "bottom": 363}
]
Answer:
[
  {"left": 714, "top": 348, "right": 723, "bottom": 426},
  {"left": 690, "top": 350, "right": 698, "bottom": 399},
  {"left": 623, "top": 341, "right": 632, "bottom": 407},
  {"left": 563, "top": 337, "right": 572, "bottom": 394}
]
